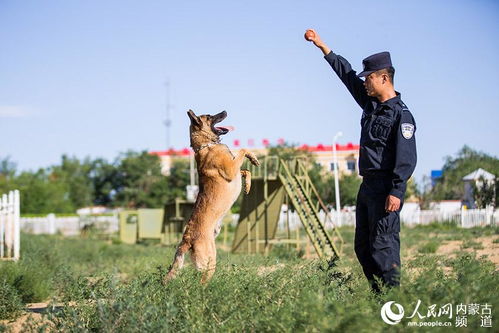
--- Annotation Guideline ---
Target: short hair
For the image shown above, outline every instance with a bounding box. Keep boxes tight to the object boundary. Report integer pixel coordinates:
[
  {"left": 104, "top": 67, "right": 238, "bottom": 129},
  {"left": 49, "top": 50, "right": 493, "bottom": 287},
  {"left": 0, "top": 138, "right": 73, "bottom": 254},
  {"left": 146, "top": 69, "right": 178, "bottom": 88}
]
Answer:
[{"left": 376, "top": 66, "right": 395, "bottom": 84}]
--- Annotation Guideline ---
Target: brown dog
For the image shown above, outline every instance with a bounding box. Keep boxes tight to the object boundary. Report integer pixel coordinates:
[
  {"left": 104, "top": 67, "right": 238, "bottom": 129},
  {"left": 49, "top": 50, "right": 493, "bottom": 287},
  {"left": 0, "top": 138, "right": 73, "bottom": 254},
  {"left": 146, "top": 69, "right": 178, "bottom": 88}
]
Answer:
[{"left": 164, "top": 110, "right": 260, "bottom": 283}]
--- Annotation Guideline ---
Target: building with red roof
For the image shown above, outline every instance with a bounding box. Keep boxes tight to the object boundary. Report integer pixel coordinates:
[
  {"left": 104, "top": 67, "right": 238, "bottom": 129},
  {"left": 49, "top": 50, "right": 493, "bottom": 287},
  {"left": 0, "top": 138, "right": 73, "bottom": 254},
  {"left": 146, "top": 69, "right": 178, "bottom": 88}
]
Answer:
[{"left": 150, "top": 142, "right": 360, "bottom": 176}]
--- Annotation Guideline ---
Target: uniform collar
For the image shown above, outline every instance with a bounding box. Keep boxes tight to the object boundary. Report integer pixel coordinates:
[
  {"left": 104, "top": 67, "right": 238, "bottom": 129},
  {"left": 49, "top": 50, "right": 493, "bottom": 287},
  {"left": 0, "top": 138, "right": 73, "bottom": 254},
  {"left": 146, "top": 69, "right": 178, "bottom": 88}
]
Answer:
[{"left": 380, "top": 91, "right": 401, "bottom": 107}]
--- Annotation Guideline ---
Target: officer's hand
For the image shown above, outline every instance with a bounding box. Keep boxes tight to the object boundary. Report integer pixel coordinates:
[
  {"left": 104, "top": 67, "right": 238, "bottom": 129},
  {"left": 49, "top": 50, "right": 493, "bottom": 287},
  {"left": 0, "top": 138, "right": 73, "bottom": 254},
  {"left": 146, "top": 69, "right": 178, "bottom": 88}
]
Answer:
[
  {"left": 385, "top": 195, "right": 401, "bottom": 212},
  {"left": 304, "top": 29, "right": 331, "bottom": 55}
]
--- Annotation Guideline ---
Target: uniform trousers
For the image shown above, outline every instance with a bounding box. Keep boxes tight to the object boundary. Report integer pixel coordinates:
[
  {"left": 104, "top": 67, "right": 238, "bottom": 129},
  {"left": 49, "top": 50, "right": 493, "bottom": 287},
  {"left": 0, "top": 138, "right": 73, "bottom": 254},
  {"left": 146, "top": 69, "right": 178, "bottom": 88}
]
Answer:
[{"left": 355, "top": 176, "right": 401, "bottom": 292}]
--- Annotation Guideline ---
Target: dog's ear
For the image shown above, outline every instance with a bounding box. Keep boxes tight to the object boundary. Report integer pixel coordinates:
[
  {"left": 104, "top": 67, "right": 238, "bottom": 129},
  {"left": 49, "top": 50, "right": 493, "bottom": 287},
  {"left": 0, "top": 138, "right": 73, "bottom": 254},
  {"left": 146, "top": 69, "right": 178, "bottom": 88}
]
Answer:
[{"left": 187, "top": 109, "right": 201, "bottom": 126}]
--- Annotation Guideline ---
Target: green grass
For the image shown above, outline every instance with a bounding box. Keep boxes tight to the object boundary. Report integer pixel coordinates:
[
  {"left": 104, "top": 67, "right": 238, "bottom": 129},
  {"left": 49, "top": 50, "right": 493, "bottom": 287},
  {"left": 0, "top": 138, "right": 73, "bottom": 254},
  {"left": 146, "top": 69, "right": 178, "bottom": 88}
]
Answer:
[
  {"left": 418, "top": 240, "right": 440, "bottom": 254},
  {"left": 462, "top": 239, "right": 485, "bottom": 250},
  {"left": 1, "top": 225, "right": 498, "bottom": 331}
]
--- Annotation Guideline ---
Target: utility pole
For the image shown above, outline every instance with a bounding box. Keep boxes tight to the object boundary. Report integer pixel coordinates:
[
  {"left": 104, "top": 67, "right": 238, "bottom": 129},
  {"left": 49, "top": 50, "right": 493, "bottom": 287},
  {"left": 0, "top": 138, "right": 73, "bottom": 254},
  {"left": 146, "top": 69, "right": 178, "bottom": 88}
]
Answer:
[
  {"left": 333, "top": 131, "right": 343, "bottom": 226},
  {"left": 163, "top": 79, "right": 172, "bottom": 150}
]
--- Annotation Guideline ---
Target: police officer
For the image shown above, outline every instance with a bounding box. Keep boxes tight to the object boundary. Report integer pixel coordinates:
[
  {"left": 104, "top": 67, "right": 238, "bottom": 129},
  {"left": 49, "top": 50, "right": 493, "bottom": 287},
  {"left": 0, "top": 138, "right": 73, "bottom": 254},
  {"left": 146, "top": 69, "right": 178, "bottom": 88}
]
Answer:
[{"left": 305, "top": 29, "right": 417, "bottom": 292}]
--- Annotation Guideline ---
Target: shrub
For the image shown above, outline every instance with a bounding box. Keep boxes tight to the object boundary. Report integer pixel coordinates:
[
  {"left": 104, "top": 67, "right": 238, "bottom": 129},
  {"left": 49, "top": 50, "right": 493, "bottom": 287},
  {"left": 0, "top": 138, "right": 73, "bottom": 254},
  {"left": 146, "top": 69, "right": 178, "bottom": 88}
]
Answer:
[{"left": 0, "top": 279, "right": 24, "bottom": 320}]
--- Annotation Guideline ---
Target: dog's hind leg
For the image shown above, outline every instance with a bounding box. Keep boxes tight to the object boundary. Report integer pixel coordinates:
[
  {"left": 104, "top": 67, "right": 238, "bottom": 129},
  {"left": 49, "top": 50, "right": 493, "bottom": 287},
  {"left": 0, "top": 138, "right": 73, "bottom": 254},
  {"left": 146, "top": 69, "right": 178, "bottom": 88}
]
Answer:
[
  {"left": 192, "top": 240, "right": 217, "bottom": 284},
  {"left": 241, "top": 169, "right": 252, "bottom": 194},
  {"left": 163, "top": 241, "right": 191, "bottom": 283},
  {"left": 200, "top": 261, "right": 216, "bottom": 284}
]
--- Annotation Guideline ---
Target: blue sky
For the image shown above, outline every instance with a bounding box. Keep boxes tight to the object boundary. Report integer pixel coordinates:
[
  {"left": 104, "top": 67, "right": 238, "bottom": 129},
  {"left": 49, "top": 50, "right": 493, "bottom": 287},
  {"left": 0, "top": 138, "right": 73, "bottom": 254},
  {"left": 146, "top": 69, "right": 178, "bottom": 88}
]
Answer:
[{"left": 1, "top": 0, "right": 498, "bottom": 183}]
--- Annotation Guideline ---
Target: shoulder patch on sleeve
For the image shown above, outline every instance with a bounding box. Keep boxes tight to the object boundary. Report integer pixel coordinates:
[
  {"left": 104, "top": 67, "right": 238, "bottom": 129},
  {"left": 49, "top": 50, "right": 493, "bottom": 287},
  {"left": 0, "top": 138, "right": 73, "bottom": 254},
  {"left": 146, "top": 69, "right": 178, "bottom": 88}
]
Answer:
[{"left": 401, "top": 123, "right": 414, "bottom": 139}]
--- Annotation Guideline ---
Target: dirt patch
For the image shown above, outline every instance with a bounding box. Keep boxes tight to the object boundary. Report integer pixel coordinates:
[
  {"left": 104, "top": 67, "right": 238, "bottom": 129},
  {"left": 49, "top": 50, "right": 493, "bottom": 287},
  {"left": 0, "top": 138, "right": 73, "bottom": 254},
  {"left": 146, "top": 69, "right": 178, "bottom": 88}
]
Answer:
[
  {"left": 1, "top": 311, "right": 52, "bottom": 333},
  {"left": 1, "top": 301, "right": 80, "bottom": 332},
  {"left": 438, "top": 236, "right": 499, "bottom": 267},
  {"left": 404, "top": 236, "right": 499, "bottom": 278},
  {"left": 437, "top": 240, "right": 462, "bottom": 255},
  {"left": 473, "top": 237, "right": 499, "bottom": 267}
]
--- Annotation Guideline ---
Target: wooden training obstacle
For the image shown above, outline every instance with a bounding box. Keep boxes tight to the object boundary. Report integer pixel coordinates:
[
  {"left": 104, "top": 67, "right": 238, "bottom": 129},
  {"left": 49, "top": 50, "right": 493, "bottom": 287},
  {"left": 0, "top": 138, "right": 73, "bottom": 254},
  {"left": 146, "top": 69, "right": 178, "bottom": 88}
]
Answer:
[{"left": 232, "top": 156, "right": 343, "bottom": 260}]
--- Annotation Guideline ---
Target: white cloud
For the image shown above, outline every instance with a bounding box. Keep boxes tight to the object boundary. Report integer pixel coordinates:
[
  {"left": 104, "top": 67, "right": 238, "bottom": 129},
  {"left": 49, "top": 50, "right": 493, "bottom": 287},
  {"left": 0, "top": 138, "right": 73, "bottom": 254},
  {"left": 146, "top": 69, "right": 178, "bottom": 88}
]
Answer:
[{"left": 0, "top": 106, "right": 32, "bottom": 118}]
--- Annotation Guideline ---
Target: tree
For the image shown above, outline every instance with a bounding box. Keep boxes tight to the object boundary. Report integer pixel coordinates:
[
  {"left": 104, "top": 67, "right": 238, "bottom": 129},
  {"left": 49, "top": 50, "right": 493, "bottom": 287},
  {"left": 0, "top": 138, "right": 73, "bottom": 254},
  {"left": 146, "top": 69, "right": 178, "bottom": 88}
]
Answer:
[
  {"left": 405, "top": 177, "right": 418, "bottom": 201},
  {"left": 472, "top": 176, "right": 496, "bottom": 208},
  {"left": 417, "top": 175, "right": 433, "bottom": 209},
  {"left": 0, "top": 152, "right": 188, "bottom": 213},
  {"left": 1, "top": 156, "right": 82, "bottom": 214},
  {"left": 90, "top": 158, "right": 120, "bottom": 206},
  {"left": 113, "top": 151, "right": 170, "bottom": 208},
  {"left": 337, "top": 174, "right": 362, "bottom": 207},
  {"left": 0, "top": 157, "right": 17, "bottom": 194},
  {"left": 50, "top": 155, "right": 94, "bottom": 209},
  {"left": 430, "top": 146, "right": 499, "bottom": 203},
  {"left": 15, "top": 169, "right": 75, "bottom": 214},
  {"left": 165, "top": 159, "right": 191, "bottom": 203},
  {"left": 308, "top": 161, "right": 335, "bottom": 205},
  {"left": 267, "top": 143, "right": 308, "bottom": 160}
]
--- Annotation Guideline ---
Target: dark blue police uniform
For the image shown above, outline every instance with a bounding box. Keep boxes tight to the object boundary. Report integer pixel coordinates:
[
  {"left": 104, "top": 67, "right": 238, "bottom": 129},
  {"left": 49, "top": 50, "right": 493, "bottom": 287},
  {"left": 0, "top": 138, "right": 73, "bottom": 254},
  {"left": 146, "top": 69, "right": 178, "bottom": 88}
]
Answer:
[{"left": 324, "top": 51, "right": 417, "bottom": 291}]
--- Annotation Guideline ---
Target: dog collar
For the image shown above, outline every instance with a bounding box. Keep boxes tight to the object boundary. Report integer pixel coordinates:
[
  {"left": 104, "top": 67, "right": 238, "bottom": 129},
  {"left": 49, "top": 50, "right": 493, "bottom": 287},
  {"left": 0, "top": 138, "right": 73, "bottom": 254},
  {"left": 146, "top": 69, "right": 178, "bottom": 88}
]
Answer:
[
  {"left": 193, "top": 143, "right": 235, "bottom": 159},
  {"left": 193, "top": 142, "right": 217, "bottom": 153}
]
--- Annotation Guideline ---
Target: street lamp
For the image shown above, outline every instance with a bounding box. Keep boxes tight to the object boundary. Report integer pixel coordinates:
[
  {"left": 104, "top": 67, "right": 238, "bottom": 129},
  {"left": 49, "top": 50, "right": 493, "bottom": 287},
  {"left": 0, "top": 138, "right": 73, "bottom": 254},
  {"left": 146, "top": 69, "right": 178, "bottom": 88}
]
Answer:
[
  {"left": 333, "top": 131, "right": 343, "bottom": 226},
  {"left": 186, "top": 150, "right": 199, "bottom": 202}
]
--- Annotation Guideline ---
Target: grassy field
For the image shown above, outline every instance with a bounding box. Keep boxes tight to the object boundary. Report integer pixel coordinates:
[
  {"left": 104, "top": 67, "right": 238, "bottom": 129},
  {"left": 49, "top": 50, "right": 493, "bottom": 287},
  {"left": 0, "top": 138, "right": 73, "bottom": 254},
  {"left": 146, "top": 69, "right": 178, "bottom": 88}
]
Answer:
[{"left": 1, "top": 223, "right": 498, "bottom": 332}]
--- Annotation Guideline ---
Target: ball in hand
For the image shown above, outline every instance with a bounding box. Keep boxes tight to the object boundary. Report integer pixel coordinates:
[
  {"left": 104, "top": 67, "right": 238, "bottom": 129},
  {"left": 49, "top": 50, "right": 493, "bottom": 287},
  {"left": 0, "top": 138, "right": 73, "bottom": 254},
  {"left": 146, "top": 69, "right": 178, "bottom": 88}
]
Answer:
[{"left": 304, "top": 30, "right": 315, "bottom": 41}]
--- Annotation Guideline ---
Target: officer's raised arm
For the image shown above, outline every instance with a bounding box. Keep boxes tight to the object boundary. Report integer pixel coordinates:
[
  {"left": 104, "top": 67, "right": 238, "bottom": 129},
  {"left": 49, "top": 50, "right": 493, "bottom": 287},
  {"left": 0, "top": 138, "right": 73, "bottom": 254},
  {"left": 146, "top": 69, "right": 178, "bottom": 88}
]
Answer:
[
  {"left": 304, "top": 29, "right": 369, "bottom": 109},
  {"left": 390, "top": 110, "right": 417, "bottom": 200}
]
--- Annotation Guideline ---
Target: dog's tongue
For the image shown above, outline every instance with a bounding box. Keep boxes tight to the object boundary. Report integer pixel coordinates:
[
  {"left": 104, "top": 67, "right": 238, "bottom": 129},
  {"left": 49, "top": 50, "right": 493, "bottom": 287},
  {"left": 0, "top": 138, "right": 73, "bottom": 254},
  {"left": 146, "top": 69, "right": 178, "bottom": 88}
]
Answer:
[{"left": 216, "top": 126, "right": 234, "bottom": 132}]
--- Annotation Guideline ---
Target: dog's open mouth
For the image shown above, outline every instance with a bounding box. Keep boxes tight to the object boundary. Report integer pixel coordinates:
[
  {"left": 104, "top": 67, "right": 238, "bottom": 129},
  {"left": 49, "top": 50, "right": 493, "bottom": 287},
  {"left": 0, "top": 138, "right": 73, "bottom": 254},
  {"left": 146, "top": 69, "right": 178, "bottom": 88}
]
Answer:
[{"left": 211, "top": 111, "right": 233, "bottom": 136}]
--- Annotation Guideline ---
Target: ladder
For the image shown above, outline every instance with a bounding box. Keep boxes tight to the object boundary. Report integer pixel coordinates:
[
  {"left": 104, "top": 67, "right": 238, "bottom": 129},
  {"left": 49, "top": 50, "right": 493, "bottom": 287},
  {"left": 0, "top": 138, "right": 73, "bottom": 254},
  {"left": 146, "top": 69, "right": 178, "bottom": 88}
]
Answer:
[{"left": 278, "top": 159, "right": 343, "bottom": 259}]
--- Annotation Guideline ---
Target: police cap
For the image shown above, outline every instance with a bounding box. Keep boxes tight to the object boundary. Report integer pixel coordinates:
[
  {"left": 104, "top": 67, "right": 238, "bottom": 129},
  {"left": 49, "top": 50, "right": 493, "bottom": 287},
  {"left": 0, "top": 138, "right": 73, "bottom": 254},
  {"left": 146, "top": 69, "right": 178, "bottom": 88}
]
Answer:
[{"left": 357, "top": 51, "right": 392, "bottom": 77}]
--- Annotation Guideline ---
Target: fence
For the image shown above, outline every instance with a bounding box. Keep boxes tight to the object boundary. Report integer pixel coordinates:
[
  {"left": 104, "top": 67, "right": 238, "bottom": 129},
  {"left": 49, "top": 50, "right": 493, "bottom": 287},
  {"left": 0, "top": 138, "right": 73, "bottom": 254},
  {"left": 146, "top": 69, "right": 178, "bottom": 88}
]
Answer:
[
  {"left": 400, "top": 207, "right": 497, "bottom": 228},
  {"left": 276, "top": 209, "right": 356, "bottom": 230},
  {"left": 274, "top": 207, "right": 497, "bottom": 231},
  {"left": 460, "top": 207, "right": 497, "bottom": 228},
  {"left": 401, "top": 209, "right": 462, "bottom": 227},
  {"left": 16, "top": 206, "right": 498, "bottom": 238},
  {"left": 0, "top": 190, "right": 20, "bottom": 261},
  {"left": 21, "top": 214, "right": 119, "bottom": 236}
]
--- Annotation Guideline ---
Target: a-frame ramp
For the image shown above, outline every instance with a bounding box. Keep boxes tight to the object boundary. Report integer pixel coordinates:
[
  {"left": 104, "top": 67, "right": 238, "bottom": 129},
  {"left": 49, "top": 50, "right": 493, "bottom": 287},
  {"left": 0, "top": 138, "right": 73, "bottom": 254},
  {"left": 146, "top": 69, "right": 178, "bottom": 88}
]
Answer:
[{"left": 232, "top": 157, "right": 343, "bottom": 259}]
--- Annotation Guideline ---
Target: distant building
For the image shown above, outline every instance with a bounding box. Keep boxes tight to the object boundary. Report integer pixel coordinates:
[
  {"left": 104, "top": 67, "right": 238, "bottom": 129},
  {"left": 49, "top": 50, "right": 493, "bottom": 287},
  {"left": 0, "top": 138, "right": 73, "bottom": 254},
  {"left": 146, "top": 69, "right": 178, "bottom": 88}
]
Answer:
[
  {"left": 150, "top": 143, "right": 360, "bottom": 176},
  {"left": 150, "top": 148, "right": 192, "bottom": 175},
  {"left": 429, "top": 200, "right": 462, "bottom": 213},
  {"left": 297, "top": 143, "right": 360, "bottom": 176},
  {"left": 462, "top": 168, "right": 496, "bottom": 208},
  {"left": 430, "top": 170, "right": 443, "bottom": 187}
]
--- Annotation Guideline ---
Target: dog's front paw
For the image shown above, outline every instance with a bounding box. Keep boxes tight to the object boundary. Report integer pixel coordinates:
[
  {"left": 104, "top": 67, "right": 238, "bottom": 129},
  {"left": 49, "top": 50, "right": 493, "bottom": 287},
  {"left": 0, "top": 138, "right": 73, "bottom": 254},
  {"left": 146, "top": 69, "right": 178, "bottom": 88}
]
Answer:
[
  {"left": 243, "top": 177, "right": 251, "bottom": 194},
  {"left": 248, "top": 155, "right": 260, "bottom": 166},
  {"left": 241, "top": 170, "right": 252, "bottom": 194}
]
